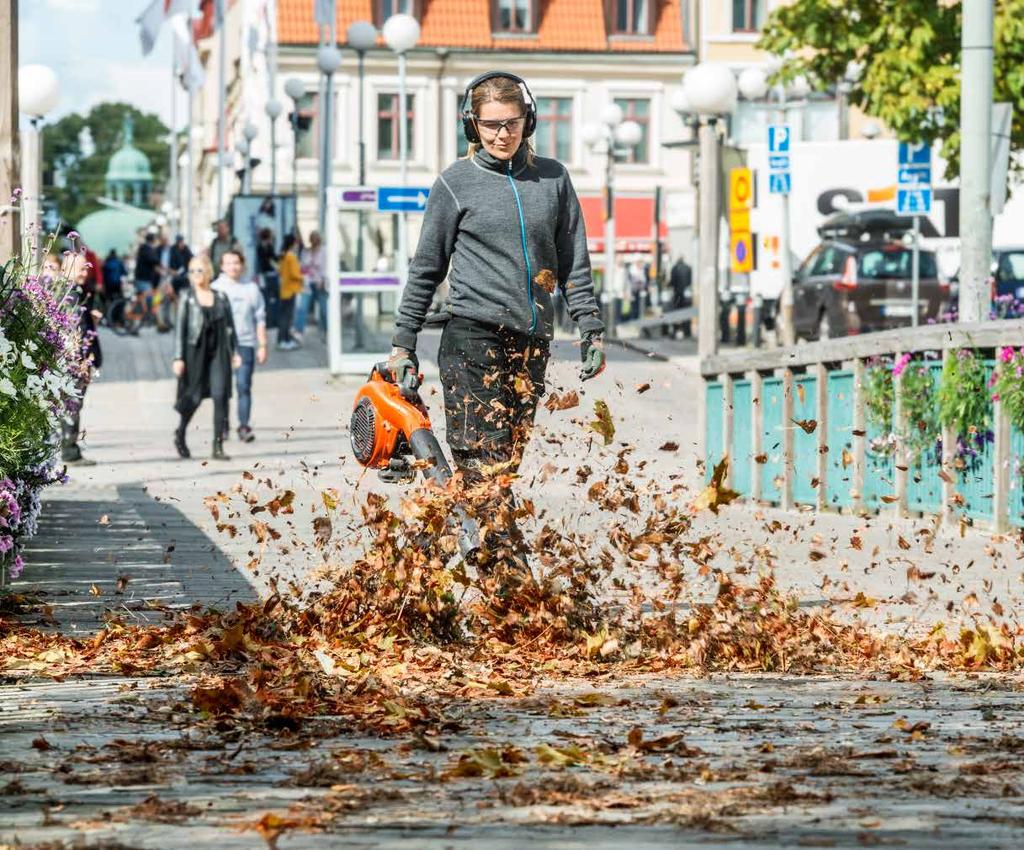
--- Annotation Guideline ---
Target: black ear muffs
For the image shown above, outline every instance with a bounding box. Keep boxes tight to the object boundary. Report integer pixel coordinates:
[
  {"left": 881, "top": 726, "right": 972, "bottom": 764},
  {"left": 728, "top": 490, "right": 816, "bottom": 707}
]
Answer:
[{"left": 461, "top": 71, "right": 537, "bottom": 144}]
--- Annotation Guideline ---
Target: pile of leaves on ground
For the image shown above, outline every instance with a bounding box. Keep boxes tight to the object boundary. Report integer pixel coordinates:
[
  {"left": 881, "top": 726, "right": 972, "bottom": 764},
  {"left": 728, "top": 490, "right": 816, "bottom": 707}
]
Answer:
[{"left": 3, "top": 450, "right": 1021, "bottom": 739}]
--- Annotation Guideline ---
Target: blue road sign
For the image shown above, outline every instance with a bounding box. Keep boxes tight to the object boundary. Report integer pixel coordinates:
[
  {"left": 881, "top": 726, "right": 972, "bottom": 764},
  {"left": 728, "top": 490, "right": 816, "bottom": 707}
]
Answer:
[
  {"left": 769, "top": 172, "right": 792, "bottom": 195},
  {"left": 378, "top": 186, "right": 430, "bottom": 213},
  {"left": 897, "top": 188, "right": 932, "bottom": 214},
  {"left": 768, "top": 125, "right": 791, "bottom": 154},
  {"left": 898, "top": 142, "right": 931, "bottom": 166},
  {"left": 898, "top": 166, "right": 931, "bottom": 186},
  {"left": 769, "top": 155, "right": 791, "bottom": 171}
]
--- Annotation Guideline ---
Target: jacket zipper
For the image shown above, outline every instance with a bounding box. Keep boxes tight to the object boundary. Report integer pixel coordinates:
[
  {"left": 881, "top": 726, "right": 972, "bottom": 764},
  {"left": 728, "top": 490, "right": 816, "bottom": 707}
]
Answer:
[{"left": 507, "top": 160, "right": 537, "bottom": 334}]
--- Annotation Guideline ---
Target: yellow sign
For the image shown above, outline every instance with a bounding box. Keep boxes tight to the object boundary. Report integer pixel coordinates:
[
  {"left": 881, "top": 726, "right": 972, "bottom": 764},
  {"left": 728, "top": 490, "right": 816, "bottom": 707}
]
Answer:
[
  {"left": 729, "top": 167, "right": 755, "bottom": 274},
  {"left": 731, "top": 231, "right": 754, "bottom": 274},
  {"left": 729, "top": 167, "right": 753, "bottom": 212}
]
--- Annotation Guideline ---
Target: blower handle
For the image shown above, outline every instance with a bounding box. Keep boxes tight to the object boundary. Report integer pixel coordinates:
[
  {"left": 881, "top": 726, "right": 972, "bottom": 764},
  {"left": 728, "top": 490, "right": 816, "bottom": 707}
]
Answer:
[{"left": 409, "top": 428, "right": 480, "bottom": 561}]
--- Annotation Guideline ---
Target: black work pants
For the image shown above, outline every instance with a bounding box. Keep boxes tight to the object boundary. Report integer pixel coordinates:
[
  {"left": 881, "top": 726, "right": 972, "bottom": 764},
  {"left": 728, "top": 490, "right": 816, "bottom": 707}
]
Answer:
[{"left": 438, "top": 317, "right": 550, "bottom": 552}]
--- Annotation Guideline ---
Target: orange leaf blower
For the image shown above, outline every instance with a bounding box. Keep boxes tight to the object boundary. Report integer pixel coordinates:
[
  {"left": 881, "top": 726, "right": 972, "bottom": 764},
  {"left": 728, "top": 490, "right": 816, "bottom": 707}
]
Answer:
[{"left": 350, "top": 363, "right": 480, "bottom": 560}]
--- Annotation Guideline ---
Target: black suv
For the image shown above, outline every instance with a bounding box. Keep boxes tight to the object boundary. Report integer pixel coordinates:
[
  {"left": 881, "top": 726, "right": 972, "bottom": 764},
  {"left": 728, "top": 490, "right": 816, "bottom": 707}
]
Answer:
[{"left": 793, "top": 210, "right": 948, "bottom": 340}]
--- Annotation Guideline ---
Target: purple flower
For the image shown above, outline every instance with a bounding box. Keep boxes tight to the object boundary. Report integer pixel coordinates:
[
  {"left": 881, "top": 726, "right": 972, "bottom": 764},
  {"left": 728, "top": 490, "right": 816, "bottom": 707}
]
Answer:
[
  {"left": 1000, "top": 346, "right": 1015, "bottom": 363},
  {"left": 67, "top": 230, "right": 79, "bottom": 241},
  {"left": 8, "top": 554, "right": 24, "bottom": 580},
  {"left": 892, "top": 352, "right": 912, "bottom": 377}
]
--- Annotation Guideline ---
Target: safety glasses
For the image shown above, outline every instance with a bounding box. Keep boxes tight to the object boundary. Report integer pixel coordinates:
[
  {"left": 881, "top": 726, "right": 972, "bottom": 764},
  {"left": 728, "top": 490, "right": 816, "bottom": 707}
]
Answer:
[{"left": 473, "top": 114, "right": 525, "bottom": 136}]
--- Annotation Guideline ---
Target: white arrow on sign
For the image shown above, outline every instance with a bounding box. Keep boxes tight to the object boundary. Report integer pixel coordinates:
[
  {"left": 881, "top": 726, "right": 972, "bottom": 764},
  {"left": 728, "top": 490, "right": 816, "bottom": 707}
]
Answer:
[{"left": 388, "top": 191, "right": 427, "bottom": 206}]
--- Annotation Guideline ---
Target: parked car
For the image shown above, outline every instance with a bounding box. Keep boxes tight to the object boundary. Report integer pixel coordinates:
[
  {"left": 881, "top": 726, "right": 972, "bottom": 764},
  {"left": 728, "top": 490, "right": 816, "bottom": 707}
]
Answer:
[
  {"left": 793, "top": 211, "right": 948, "bottom": 340},
  {"left": 992, "top": 247, "right": 1024, "bottom": 300}
]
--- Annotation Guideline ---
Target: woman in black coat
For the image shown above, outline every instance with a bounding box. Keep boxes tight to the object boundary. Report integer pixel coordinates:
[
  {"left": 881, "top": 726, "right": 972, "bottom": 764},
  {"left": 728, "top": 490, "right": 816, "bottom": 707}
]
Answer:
[{"left": 172, "top": 256, "right": 240, "bottom": 460}]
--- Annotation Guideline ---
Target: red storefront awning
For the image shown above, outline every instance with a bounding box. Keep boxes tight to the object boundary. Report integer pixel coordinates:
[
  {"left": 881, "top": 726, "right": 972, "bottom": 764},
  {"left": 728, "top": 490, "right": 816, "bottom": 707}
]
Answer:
[{"left": 579, "top": 195, "right": 668, "bottom": 254}]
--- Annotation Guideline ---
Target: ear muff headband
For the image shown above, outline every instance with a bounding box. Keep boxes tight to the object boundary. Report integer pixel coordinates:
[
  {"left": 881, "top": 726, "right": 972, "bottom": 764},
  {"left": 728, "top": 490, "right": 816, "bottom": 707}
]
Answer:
[{"left": 461, "top": 71, "right": 537, "bottom": 144}]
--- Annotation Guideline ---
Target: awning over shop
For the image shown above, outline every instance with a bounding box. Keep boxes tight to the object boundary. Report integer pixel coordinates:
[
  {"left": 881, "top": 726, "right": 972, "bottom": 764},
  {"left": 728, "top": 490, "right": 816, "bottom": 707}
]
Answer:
[{"left": 579, "top": 195, "right": 668, "bottom": 254}]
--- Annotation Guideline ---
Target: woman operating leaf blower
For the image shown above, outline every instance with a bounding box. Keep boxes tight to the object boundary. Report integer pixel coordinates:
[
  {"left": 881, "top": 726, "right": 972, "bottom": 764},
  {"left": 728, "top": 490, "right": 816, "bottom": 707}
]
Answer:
[{"left": 388, "top": 71, "right": 606, "bottom": 574}]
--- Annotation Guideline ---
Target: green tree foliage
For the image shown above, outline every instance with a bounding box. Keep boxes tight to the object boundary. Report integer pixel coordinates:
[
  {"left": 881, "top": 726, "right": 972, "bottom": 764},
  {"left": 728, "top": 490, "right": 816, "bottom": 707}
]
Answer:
[
  {"left": 758, "top": 0, "right": 1024, "bottom": 178},
  {"left": 42, "top": 102, "right": 168, "bottom": 228}
]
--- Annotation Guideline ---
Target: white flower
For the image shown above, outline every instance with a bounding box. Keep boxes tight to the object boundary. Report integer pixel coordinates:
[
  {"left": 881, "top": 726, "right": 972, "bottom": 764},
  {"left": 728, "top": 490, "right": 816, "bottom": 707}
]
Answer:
[
  {"left": 20, "top": 350, "right": 36, "bottom": 370},
  {"left": 0, "top": 376, "right": 16, "bottom": 397}
]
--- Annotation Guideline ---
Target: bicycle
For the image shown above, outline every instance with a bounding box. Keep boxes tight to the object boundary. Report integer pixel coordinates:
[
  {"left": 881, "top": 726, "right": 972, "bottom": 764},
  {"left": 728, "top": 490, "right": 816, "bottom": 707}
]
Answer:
[{"left": 104, "top": 276, "right": 177, "bottom": 335}]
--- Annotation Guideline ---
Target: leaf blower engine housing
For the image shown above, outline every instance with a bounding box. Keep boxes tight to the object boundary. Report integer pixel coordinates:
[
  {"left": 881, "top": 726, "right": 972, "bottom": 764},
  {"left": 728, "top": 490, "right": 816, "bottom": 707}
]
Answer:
[{"left": 350, "top": 363, "right": 479, "bottom": 559}]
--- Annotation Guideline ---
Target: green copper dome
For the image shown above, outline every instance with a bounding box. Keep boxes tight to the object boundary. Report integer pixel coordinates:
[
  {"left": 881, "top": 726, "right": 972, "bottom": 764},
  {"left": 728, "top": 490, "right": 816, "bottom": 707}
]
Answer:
[{"left": 105, "top": 116, "right": 153, "bottom": 207}]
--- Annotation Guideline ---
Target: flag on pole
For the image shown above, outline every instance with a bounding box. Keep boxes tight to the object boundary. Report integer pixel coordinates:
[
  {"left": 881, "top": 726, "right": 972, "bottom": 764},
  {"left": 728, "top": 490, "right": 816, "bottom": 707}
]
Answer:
[
  {"left": 169, "top": 13, "right": 205, "bottom": 91},
  {"left": 135, "top": 0, "right": 166, "bottom": 55}
]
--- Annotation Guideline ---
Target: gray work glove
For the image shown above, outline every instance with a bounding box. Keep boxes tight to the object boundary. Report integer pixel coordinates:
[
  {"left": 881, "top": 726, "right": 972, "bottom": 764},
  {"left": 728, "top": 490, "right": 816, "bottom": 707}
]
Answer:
[
  {"left": 580, "top": 332, "right": 606, "bottom": 382},
  {"left": 387, "top": 347, "right": 419, "bottom": 383}
]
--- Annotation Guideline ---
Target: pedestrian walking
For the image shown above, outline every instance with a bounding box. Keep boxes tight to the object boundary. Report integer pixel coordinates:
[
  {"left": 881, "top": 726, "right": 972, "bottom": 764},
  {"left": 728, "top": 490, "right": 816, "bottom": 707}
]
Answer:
[
  {"left": 668, "top": 255, "right": 692, "bottom": 339},
  {"left": 172, "top": 256, "right": 241, "bottom": 461},
  {"left": 296, "top": 230, "right": 327, "bottom": 337},
  {"left": 102, "top": 250, "right": 126, "bottom": 298},
  {"left": 209, "top": 219, "right": 242, "bottom": 273},
  {"left": 168, "top": 234, "right": 193, "bottom": 295},
  {"left": 58, "top": 253, "right": 103, "bottom": 465},
  {"left": 255, "top": 227, "right": 280, "bottom": 327},
  {"left": 212, "top": 250, "right": 267, "bottom": 443},
  {"left": 134, "top": 232, "right": 160, "bottom": 311},
  {"left": 276, "top": 233, "right": 303, "bottom": 350},
  {"left": 388, "top": 71, "right": 605, "bottom": 572}
]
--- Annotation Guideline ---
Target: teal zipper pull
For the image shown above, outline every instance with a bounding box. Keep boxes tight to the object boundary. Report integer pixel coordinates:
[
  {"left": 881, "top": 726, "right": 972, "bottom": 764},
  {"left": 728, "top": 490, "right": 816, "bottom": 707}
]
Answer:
[{"left": 507, "top": 159, "right": 537, "bottom": 334}]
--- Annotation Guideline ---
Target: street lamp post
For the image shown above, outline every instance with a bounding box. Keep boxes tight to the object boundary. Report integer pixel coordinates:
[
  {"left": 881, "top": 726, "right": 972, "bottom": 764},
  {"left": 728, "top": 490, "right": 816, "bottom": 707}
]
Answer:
[
  {"left": 18, "top": 64, "right": 59, "bottom": 250},
  {"left": 681, "top": 63, "right": 737, "bottom": 360},
  {"left": 383, "top": 13, "right": 420, "bottom": 283},
  {"left": 265, "top": 98, "right": 283, "bottom": 195},
  {"left": 583, "top": 105, "right": 643, "bottom": 339},
  {"left": 241, "top": 122, "right": 258, "bottom": 194},
  {"left": 284, "top": 76, "right": 305, "bottom": 201},
  {"left": 347, "top": 20, "right": 376, "bottom": 271},
  {"left": 316, "top": 44, "right": 342, "bottom": 236},
  {"left": 736, "top": 65, "right": 809, "bottom": 347}
]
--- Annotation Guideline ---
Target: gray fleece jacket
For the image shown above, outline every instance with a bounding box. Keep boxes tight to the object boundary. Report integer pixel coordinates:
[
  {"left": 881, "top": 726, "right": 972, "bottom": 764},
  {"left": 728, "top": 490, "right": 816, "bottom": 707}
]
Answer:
[{"left": 392, "top": 144, "right": 604, "bottom": 352}]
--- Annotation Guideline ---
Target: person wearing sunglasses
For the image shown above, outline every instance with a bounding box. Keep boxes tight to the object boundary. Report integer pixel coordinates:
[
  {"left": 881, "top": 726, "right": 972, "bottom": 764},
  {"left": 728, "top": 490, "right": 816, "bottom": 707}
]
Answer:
[
  {"left": 172, "top": 256, "right": 241, "bottom": 460},
  {"left": 388, "top": 72, "right": 605, "bottom": 576}
]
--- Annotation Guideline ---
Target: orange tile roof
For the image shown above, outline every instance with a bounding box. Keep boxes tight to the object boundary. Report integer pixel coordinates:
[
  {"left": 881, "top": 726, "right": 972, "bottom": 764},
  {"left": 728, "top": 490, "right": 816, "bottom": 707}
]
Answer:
[{"left": 277, "top": 0, "right": 689, "bottom": 53}]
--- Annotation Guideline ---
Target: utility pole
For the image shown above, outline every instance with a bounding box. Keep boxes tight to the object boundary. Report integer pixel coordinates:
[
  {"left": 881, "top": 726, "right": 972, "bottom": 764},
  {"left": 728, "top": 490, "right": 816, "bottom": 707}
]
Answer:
[
  {"left": 958, "top": 0, "right": 994, "bottom": 323},
  {"left": 0, "top": 0, "right": 19, "bottom": 260},
  {"left": 697, "top": 118, "right": 721, "bottom": 359}
]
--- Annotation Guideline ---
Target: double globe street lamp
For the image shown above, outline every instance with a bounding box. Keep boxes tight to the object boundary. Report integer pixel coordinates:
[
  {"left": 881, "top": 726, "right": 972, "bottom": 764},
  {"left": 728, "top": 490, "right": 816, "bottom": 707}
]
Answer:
[
  {"left": 582, "top": 105, "right": 643, "bottom": 338},
  {"left": 346, "top": 20, "right": 377, "bottom": 272},
  {"left": 283, "top": 76, "right": 306, "bottom": 200},
  {"left": 382, "top": 13, "right": 421, "bottom": 283},
  {"left": 676, "top": 63, "right": 737, "bottom": 359},
  {"left": 18, "top": 64, "right": 60, "bottom": 243}
]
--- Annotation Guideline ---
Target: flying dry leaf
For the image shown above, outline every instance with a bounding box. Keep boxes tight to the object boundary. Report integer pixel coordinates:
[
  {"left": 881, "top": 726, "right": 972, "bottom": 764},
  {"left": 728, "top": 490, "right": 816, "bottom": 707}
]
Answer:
[
  {"left": 659, "top": 441, "right": 679, "bottom": 451},
  {"left": 97, "top": 514, "right": 109, "bottom": 525},
  {"left": 792, "top": 418, "right": 818, "bottom": 434},
  {"left": 588, "top": 400, "right": 615, "bottom": 445},
  {"left": 796, "top": 383, "right": 806, "bottom": 404},
  {"left": 635, "top": 382, "right": 651, "bottom": 394},
  {"left": 691, "top": 456, "right": 740, "bottom": 515},
  {"left": 545, "top": 390, "right": 580, "bottom": 412},
  {"left": 841, "top": 448, "right": 854, "bottom": 468},
  {"left": 533, "top": 268, "right": 557, "bottom": 293},
  {"left": 754, "top": 453, "right": 767, "bottom": 464}
]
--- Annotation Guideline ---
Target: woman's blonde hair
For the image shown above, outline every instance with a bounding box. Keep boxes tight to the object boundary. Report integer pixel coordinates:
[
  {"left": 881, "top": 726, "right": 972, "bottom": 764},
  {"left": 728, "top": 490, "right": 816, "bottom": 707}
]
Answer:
[
  {"left": 463, "top": 75, "right": 536, "bottom": 166},
  {"left": 188, "top": 254, "right": 214, "bottom": 287}
]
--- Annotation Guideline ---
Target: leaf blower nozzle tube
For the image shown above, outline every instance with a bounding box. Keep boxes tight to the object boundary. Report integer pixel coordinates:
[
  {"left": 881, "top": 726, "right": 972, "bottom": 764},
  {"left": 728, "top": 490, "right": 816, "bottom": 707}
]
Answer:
[{"left": 408, "top": 428, "right": 481, "bottom": 561}]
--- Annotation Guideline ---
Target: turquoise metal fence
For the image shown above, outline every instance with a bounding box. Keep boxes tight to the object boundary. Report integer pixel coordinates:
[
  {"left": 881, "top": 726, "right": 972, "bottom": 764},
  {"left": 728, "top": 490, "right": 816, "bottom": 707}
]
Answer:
[
  {"left": 701, "top": 319, "right": 1024, "bottom": 531},
  {"left": 1010, "top": 427, "right": 1024, "bottom": 527},
  {"left": 825, "top": 370, "right": 855, "bottom": 509},
  {"left": 731, "top": 380, "right": 753, "bottom": 496},
  {"left": 956, "top": 362, "right": 996, "bottom": 522},
  {"left": 906, "top": 362, "right": 944, "bottom": 516},
  {"left": 760, "top": 377, "right": 784, "bottom": 505},
  {"left": 705, "top": 382, "right": 723, "bottom": 483},
  {"left": 792, "top": 374, "right": 818, "bottom": 506}
]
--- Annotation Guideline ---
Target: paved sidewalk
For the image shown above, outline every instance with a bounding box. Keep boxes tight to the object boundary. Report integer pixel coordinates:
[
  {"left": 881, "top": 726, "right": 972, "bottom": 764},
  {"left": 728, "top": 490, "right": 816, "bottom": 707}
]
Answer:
[{"left": 4, "top": 327, "right": 1024, "bottom": 848}]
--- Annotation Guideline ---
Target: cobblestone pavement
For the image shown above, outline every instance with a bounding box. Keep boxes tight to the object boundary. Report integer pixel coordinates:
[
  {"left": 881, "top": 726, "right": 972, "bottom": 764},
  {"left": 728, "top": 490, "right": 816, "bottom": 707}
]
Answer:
[{"left": 3, "top": 328, "right": 1023, "bottom": 848}]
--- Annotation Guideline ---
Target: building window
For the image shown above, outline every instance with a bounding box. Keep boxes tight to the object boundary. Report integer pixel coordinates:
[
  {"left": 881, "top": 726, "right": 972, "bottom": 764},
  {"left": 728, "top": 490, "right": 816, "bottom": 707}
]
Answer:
[
  {"left": 733, "top": 0, "right": 766, "bottom": 33},
  {"left": 494, "top": 0, "right": 532, "bottom": 33},
  {"left": 377, "top": 93, "right": 414, "bottom": 160},
  {"left": 610, "top": 0, "right": 650, "bottom": 36},
  {"left": 377, "top": 0, "right": 416, "bottom": 25},
  {"left": 294, "top": 92, "right": 319, "bottom": 159},
  {"left": 613, "top": 97, "right": 650, "bottom": 164},
  {"left": 534, "top": 97, "right": 573, "bottom": 162}
]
